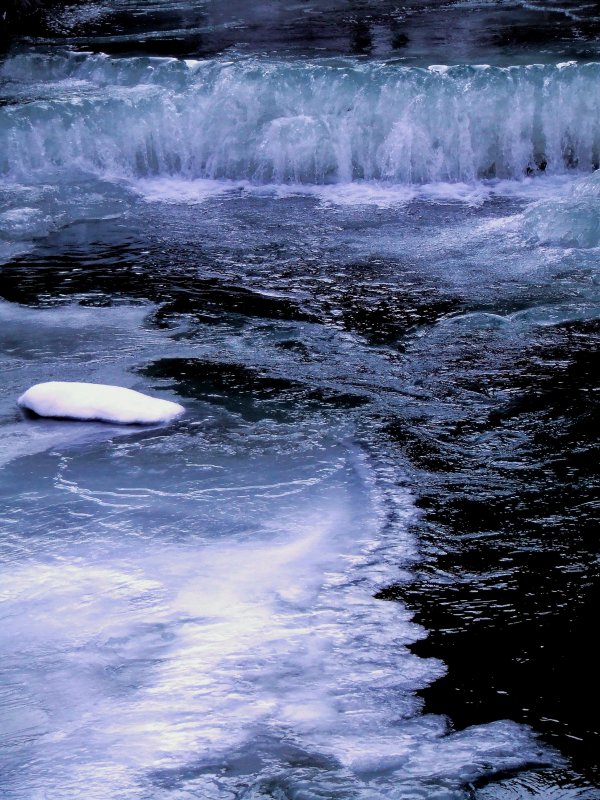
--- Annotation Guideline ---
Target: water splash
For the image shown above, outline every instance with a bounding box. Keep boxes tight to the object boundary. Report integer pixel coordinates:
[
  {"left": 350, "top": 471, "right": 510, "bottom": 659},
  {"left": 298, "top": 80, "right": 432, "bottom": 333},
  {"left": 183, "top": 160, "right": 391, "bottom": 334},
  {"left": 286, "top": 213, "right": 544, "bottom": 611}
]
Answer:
[{"left": 2, "top": 54, "right": 600, "bottom": 184}]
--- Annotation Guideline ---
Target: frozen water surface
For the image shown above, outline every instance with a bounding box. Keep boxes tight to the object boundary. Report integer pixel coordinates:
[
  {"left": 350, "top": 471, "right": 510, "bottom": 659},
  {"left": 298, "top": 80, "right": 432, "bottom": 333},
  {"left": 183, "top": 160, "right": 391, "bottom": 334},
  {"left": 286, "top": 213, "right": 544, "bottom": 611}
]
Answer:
[{"left": 0, "top": 298, "right": 556, "bottom": 799}]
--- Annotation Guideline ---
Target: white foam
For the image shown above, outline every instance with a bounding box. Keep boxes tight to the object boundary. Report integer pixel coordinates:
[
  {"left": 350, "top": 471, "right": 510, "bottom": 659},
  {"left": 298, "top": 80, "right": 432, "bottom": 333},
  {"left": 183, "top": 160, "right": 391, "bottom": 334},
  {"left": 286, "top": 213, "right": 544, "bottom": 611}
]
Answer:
[
  {"left": 131, "top": 177, "right": 249, "bottom": 203},
  {"left": 130, "top": 174, "right": 581, "bottom": 209},
  {"left": 18, "top": 381, "right": 184, "bottom": 424},
  {"left": 4, "top": 54, "right": 600, "bottom": 186},
  {"left": 427, "top": 64, "right": 450, "bottom": 74}
]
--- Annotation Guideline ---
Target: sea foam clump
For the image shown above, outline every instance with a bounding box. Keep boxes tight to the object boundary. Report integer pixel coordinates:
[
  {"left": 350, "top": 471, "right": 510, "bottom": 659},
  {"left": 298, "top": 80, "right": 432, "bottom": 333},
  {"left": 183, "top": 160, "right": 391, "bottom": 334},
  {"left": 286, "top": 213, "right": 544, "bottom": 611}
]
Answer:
[{"left": 18, "top": 381, "right": 185, "bottom": 424}]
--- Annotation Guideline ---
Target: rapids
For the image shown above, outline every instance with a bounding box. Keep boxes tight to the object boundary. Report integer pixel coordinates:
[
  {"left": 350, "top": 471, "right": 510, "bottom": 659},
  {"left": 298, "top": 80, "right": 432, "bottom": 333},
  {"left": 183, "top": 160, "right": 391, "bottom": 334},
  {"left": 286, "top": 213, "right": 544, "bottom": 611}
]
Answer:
[{"left": 1, "top": 54, "right": 600, "bottom": 184}]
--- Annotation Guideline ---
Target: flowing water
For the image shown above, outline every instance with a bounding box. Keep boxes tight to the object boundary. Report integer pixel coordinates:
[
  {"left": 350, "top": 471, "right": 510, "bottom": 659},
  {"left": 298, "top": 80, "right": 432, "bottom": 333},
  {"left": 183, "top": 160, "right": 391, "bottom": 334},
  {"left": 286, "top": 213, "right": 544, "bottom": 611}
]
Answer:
[{"left": 0, "top": 2, "right": 599, "bottom": 799}]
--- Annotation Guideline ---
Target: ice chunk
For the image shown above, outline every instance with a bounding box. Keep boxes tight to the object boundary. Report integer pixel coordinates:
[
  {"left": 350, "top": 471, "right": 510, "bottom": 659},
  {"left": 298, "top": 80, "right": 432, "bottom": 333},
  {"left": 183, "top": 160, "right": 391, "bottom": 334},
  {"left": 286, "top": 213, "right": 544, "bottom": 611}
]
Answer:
[{"left": 18, "top": 382, "right": 185, "bottom": 424}]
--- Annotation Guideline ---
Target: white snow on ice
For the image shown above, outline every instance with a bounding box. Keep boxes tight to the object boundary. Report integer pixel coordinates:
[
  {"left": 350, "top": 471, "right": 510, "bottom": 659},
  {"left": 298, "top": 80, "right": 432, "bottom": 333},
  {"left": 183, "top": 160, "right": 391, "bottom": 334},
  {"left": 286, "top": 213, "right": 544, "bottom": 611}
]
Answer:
[{"left": 18, "top": 381, "right": 185, "bottom": 424}]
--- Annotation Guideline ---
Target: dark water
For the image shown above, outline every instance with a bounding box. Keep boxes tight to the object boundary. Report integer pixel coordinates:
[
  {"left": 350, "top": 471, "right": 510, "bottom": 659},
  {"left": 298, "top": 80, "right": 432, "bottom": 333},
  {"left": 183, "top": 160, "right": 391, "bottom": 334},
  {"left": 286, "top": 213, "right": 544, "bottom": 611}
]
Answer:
[
  {"left": 8, "top": 0, "right": 600, "bottom": 62},
  {"left": 0, "top": 2, "right": 599, "bottom": 799}
]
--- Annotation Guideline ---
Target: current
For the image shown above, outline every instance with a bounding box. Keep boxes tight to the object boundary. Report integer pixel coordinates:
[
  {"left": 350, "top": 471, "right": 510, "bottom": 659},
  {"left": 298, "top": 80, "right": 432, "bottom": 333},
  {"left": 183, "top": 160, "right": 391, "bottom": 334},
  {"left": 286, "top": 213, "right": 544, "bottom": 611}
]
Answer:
[{"left": 0, "top": 2, "right": 598, "bottom": 799}]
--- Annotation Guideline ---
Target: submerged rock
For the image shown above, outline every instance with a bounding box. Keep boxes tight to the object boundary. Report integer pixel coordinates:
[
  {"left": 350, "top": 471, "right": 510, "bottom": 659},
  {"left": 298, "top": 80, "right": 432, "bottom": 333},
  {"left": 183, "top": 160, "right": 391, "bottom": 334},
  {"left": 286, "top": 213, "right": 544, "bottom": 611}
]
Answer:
[{"left": 18, "top": 381, "right": 185, "bottom": 424}]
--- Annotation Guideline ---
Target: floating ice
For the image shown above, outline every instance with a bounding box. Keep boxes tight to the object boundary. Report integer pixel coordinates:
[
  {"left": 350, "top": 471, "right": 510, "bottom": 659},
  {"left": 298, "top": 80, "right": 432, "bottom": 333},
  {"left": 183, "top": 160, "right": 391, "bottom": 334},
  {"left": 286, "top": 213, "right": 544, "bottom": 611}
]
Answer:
[{"left": 18, "top": 381, "right": 185, "bottom": 424}]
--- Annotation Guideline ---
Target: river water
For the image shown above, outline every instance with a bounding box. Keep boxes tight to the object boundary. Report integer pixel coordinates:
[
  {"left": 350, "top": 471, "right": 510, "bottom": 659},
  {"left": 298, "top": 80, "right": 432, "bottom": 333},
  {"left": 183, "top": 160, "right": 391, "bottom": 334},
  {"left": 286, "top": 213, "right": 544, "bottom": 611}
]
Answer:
[{"left": 0, "top": 2, "right": 599, "bottom": 799}]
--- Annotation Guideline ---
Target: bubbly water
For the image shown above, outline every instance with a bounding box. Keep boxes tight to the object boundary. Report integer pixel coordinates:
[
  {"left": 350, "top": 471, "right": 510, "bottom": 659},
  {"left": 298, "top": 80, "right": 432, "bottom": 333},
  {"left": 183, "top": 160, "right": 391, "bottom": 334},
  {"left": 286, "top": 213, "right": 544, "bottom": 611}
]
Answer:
[
  {"left": 2, "top": 53, "right": 600, "bottom": 184},
  {"left": 1, "top": 4, "right": 599, "bottom": 799},
  {"left": 4, "top": 50, "right": 600, "bottom": 262}
]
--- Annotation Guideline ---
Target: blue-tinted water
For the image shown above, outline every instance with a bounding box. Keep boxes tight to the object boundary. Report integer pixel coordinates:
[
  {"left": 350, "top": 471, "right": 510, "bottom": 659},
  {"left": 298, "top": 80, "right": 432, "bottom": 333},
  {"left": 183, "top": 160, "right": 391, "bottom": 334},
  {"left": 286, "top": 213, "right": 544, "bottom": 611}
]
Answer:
[{"left": 0, "top": 2, "right": 598, "bottom": 798}]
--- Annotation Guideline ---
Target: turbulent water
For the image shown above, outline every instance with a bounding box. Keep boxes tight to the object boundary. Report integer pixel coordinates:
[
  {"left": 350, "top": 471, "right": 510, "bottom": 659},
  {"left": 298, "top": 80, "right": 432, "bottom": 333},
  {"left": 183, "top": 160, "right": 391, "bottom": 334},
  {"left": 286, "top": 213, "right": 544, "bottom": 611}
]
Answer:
[
  {"left": 0, "top": 2, "right": 599, "bottom": 799},
  {"left": 3, "top": 54, "right": 600, "bottom": 183}
]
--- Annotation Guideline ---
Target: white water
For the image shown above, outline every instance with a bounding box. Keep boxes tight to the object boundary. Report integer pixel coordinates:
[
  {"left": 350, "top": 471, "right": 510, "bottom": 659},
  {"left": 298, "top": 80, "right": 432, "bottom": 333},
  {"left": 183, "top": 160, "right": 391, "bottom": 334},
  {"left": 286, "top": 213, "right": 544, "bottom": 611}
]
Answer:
[
  {"left": 2, "top": 53, "right": 600, "bottom": 184},
  {"left": 3, "top": 51, "right": 600, "bottom": 263}
]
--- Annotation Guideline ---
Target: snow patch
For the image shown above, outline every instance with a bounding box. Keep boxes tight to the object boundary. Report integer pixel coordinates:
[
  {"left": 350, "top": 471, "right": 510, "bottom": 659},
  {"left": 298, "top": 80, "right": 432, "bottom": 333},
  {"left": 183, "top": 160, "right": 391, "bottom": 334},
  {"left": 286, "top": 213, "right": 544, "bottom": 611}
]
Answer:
[{"left": 18, "top": 382, "right": 185, "bottom": 424}]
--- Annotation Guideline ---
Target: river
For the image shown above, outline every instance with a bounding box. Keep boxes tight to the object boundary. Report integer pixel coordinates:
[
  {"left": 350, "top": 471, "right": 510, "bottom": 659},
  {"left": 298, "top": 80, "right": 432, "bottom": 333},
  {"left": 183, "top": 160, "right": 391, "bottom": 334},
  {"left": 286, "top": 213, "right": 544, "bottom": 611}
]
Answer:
[{"left": 0, "top": 2, "right": 598, "bottom": 798}]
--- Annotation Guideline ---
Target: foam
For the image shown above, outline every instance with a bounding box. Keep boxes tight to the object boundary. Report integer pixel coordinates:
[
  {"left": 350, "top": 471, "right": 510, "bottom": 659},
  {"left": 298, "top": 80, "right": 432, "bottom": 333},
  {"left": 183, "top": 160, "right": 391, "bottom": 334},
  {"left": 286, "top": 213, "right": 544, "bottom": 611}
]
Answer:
[
  {"left": 131, "top": 174, "right": 580, "bottom": 209},
  {"left": 522, "top": 170, "right": 600, "bottom": 247},
  {"left": 18, "top": 381, "right": 185, "bottom": 424},
  {"left": 3, "top": 54, "right": 600, "bottom": 185}
]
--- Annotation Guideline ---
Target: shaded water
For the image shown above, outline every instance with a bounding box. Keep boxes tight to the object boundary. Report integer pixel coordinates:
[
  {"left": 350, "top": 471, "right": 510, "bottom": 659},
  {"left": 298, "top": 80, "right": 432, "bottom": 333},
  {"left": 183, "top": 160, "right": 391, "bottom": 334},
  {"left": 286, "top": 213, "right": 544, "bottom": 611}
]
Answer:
[{"left": 0, "top": 2, "right": 599, "bottom": 799}]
